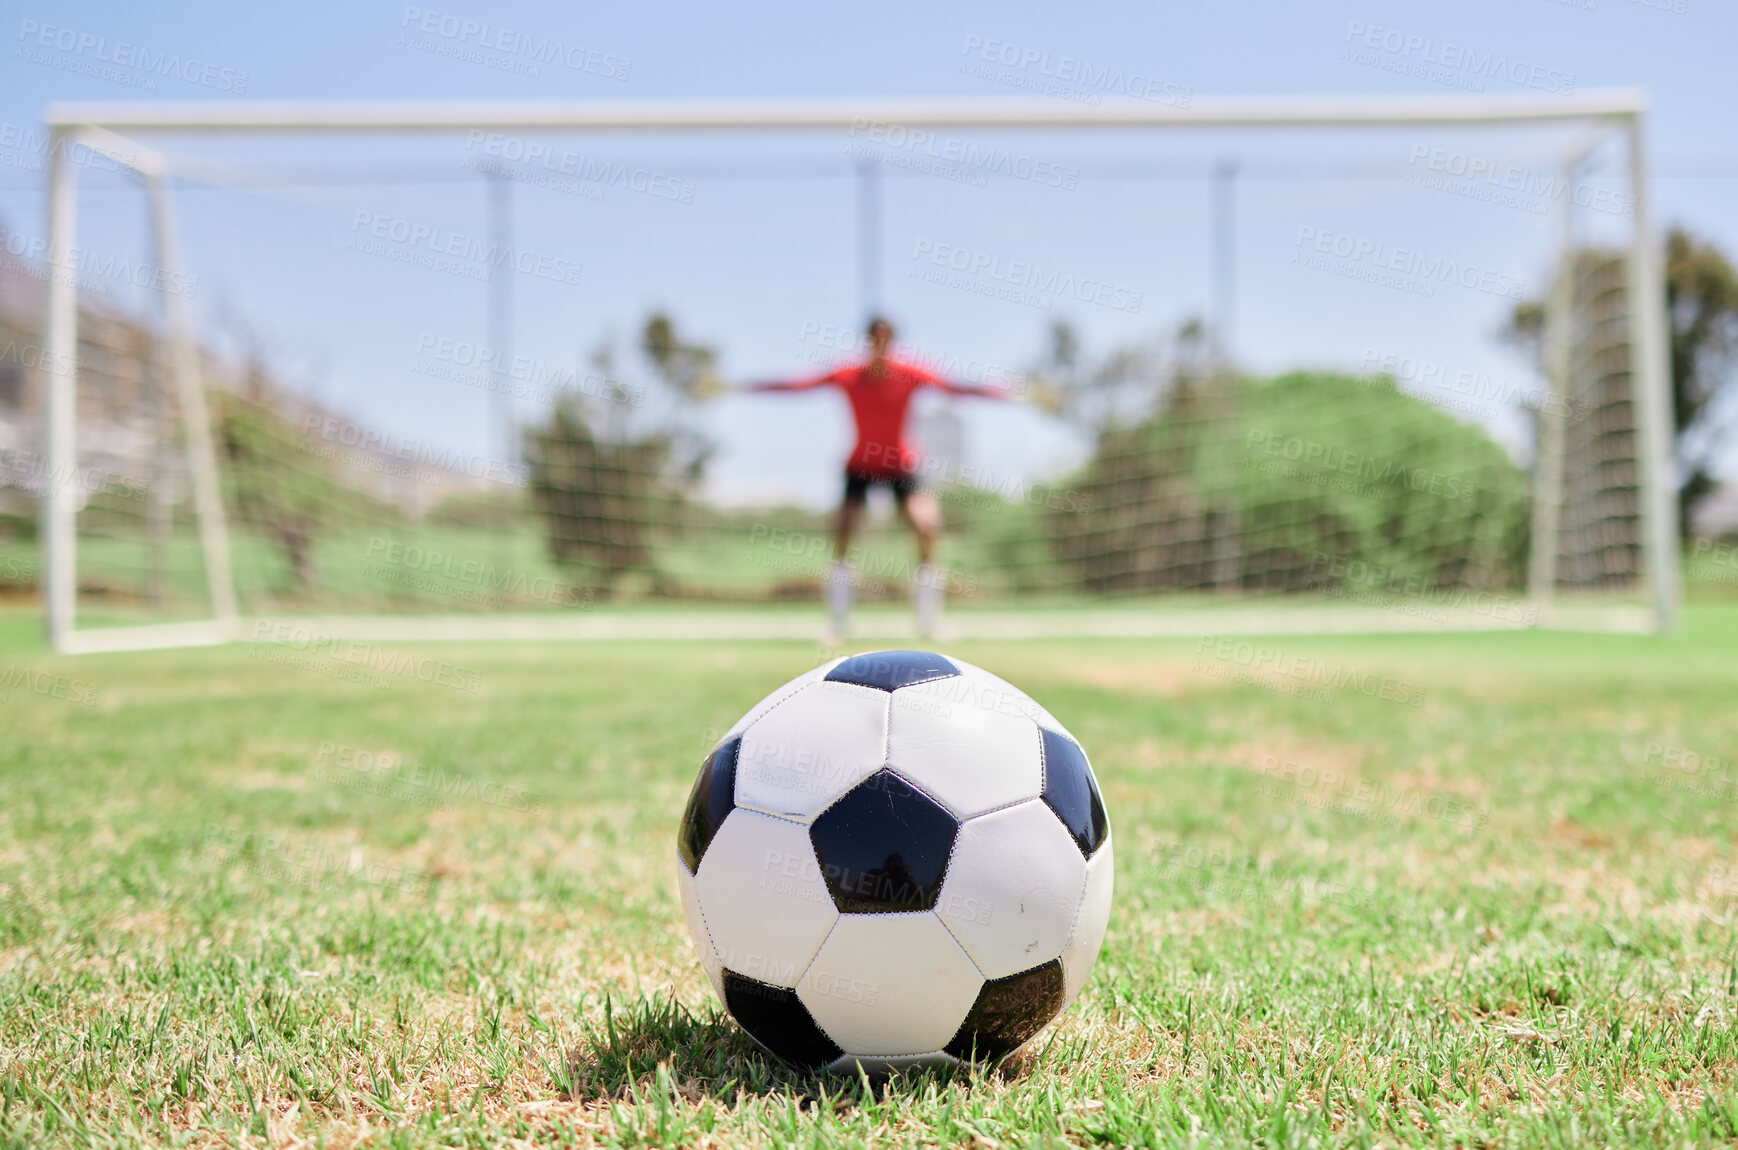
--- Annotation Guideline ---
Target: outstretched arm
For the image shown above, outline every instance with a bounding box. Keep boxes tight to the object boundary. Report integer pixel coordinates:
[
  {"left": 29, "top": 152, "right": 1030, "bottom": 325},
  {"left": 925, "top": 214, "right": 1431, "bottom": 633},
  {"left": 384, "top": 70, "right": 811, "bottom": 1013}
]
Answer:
[
  {"left": 930, "top": 379, "right": 1010, "bottom": 399},
  {"left": 743, "top": 369, "right": 841, "bottom": 394},
  {"left": 915, "top": 367, "right": 1063, "bottom": 410},
  {"left": 915, "top": 366, "right": 1014, "bottom": 400}
]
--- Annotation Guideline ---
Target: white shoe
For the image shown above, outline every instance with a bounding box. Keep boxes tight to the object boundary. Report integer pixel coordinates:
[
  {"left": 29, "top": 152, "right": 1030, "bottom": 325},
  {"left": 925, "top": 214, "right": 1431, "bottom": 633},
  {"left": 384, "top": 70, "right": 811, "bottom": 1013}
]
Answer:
[
  {"left": 826, "top": 560, "right": 854, "bottom": 641},
  {"left": 913, "top": 563, "right": 945, "bottom": 640}
]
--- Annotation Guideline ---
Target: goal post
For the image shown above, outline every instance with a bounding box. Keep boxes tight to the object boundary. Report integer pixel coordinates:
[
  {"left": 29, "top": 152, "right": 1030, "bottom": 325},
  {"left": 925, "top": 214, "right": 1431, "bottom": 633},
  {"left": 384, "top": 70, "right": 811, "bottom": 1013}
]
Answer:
[
  {"left": 39, "top": 125, "right": 238, "bottom": 652},
  {"left": 31, "top": 92, "right": 1678, "bottom": 652},
  {"left": 1622, "top": 110, "right": 1678, "bottom": 634}
]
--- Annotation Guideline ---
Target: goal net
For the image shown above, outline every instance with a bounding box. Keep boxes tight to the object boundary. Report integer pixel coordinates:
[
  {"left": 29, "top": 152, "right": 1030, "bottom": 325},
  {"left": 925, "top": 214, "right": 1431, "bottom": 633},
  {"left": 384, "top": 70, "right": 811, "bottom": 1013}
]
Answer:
[{"left": 0, "top": 95, "right": 1677, "bottom": 651}]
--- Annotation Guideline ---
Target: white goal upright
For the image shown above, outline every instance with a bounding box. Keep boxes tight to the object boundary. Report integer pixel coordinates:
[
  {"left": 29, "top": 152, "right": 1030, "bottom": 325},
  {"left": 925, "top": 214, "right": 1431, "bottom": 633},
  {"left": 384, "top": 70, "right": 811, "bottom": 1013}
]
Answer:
[{"left": 25, "top": 92, "right": 1678, "bottom": 653}]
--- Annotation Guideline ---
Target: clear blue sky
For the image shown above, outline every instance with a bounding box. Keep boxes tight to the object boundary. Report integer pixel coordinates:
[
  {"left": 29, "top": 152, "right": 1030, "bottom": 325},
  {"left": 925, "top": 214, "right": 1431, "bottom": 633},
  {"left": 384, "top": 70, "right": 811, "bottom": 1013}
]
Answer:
[{"left": 1, "top": 0, "right": 1733, "bottom": 507}]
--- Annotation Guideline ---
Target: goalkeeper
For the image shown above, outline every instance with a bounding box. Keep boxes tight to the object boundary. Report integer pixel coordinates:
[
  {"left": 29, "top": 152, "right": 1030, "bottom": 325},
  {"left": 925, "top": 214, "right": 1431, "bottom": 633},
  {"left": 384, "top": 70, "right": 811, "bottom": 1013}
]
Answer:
[{"left": 742, "top": 316, "right": 1015, "bottom": 640}]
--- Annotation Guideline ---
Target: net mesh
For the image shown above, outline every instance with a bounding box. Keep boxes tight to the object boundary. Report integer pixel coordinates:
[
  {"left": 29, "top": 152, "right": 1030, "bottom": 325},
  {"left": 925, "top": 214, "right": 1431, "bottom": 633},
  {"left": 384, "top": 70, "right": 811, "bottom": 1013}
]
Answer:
[
  {"left": 0, "top": 121, "right": 1658, "bottom": 634},
  {"left": 1557, "top": 251, "right": 1643, "bottom": 588}
]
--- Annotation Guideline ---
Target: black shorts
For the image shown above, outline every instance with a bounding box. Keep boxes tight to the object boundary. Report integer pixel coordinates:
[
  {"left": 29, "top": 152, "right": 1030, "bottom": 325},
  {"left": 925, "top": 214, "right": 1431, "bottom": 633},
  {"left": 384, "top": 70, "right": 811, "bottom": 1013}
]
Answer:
[{"left": 842, "top": 468, "right": 919, "bottom": 508}]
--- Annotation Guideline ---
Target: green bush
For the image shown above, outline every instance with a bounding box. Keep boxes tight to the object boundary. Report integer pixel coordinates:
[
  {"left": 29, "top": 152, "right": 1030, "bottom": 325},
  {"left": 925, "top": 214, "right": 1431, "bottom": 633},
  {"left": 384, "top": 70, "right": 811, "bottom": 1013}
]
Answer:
[{"left": 1048, "top": 371, "right": 1532, "bottom": 594}]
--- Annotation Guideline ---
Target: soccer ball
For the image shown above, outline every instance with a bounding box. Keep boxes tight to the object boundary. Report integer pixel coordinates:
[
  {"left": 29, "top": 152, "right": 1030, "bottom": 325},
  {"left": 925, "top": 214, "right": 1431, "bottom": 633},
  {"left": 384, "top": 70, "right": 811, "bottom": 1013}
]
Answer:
[{"left": 675, "top": 649, "right": 1113, "bottom": 1073}]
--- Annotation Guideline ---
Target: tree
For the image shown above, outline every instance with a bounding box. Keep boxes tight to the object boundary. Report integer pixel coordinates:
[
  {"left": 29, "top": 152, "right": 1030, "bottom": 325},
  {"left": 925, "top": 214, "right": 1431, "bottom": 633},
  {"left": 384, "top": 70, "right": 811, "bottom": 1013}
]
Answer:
[
  {"left": 638, "top": 313, "right": 716, "bottom": 489},
  {"left": 522, "top": 313, "right": 718, "bottom": 593},
  {"left": 1031, "top": 316, "right": 1178, "bottom": 431},
  {"left": 1048, "top": 371, "right": 1530, "bottom": 594},
  {"left": 216, "top": 389, "right": 393, "bottom": 592},
  {"left": 523, "top": 400, "right": 671, "bottom": 591},
  {"left": 1505, "top": 227, "right": 1738, "bottom": 540},
  {"left": 640, "top": 312, "right": 719, "bottom": 402},
  {"left": 200, "top": 305, "right": 386, "bottom": 594},
  {"left": 1665, "top": 229, "right": 1738, "bottom": 538}
]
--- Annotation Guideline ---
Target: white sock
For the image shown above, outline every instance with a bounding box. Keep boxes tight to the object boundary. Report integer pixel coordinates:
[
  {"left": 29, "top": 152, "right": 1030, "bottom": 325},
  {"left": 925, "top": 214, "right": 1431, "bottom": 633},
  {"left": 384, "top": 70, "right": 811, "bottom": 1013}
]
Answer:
[
  {"left": 913, "top": 564, "right": 944, "bottom": 638},
  {"left": 826, "top": 560, "right": 854, "bottom": 638}
]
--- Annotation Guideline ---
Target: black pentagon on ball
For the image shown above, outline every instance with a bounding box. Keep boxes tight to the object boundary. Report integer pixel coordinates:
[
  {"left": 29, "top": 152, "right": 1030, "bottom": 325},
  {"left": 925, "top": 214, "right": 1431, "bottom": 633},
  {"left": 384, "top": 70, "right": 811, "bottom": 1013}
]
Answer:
[
  {"left": 1040, "top": 728, "right": 1109, "bottom": 858},
  {"left": 945, "top": 959, "right": 1066, "bottom": 1061},
  {"left": 825, "top": 649, "right": 961, "bottom": 692},
  {"left": 722, "top": 970, "right": 842, "bottom": 1067},
  {"left": 677, "top": 735, "right": 741, "bottom": 874},
  {"left": 810, "top": 769, "right": 958, "bottom": 913}
]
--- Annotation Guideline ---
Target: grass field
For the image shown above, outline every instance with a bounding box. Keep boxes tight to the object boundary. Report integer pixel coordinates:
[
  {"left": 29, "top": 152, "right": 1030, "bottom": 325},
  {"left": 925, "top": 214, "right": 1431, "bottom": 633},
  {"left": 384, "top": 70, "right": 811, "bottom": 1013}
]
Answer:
[{"left": 3, "top": 603, "right": 1738, "bottom": 1148}]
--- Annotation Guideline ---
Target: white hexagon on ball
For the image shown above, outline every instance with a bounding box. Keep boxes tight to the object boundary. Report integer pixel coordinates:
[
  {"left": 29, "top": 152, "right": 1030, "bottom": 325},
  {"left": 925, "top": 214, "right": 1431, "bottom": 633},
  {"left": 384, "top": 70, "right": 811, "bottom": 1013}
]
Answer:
[
  {"left": 936, "top": 799, "right": 1088, "bottom": 979},
  {"left": 694, "top": 810, "right": 838, "bottom": 989},
  {"left": 886, "top": 690, "right": 1042, "bottom": 819},
  {"left": 909, "top": 657, "right": 1074, "bottom": 741},
  {"left": 723, "top": 658, "right": 846, "bottom": 741},
  {"left": 734, "top": 681, "right": 889, "bottom": 824},
  {"left": 797, "top": 912, "right": 981, "bottom": 1058}
]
